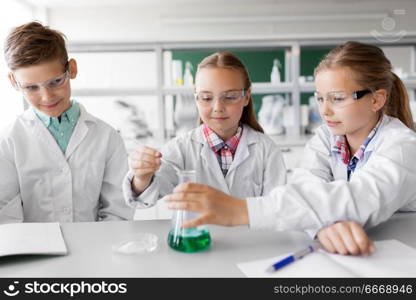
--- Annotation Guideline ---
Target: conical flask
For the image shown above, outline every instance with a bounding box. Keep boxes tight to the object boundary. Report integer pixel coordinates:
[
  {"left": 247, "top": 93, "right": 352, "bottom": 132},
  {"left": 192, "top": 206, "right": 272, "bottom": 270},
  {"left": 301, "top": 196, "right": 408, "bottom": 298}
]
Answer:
[{"left": 167, "top": 170, "right": 211, "bottom": 252}]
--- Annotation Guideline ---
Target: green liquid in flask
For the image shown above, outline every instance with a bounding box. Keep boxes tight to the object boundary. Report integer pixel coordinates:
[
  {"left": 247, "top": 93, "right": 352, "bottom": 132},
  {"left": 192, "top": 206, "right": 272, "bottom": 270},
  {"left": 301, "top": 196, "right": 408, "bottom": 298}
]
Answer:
[{"left": 168, "top": 228, "right": 211, "bottom": 253}]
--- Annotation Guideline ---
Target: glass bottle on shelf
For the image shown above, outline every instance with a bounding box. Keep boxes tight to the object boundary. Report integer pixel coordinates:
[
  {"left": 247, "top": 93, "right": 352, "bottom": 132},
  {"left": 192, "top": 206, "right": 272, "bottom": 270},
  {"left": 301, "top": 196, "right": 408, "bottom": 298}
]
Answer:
[
  {"left": 258, "top": 94, "right": 286, "bottom": 135},
  {"left": 172, "top": 60, "right": 183, "bottom": 85},
  {"left": 270, "top": 58, "right": 281, "bottom": 84},
  {"left": 183, "top": 61, "right": 194, "bottom": 86}
]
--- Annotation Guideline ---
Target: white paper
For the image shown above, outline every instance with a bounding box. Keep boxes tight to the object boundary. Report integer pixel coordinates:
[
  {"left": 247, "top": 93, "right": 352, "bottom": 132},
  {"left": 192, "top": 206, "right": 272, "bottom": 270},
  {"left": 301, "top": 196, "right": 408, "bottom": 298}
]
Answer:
[
  {"left": 237, "top": 240, "right": 416, "bottom": 278},
  {"left": 0, "top": 222, "right": 67, "bottom": 257}
]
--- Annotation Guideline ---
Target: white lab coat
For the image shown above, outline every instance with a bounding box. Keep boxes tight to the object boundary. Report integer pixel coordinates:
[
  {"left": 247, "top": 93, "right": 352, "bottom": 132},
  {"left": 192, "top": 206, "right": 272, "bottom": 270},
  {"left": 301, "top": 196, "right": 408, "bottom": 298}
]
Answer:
[
  {"left": 123, "top": 124, "right": 287, "bottom": 208},
  {"left": 0, "top": 104, "right": 134, "bottom": 223},
  {"left": 247, "top": 115, "right": 416, "bottom": 236}
]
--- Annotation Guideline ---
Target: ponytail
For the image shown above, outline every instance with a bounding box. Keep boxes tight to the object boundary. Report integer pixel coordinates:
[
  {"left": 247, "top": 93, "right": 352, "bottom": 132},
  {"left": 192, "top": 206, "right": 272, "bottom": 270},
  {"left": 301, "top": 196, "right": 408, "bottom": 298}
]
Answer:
[{"left": 386, "top": 73, "right": 414, "bottom": 130}]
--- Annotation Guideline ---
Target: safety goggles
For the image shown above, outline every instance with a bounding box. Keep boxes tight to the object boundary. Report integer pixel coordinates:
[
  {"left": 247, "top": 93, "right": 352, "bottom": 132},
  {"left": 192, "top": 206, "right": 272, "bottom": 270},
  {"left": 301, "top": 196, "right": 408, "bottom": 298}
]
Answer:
[
  {"left": 194, "top": 89, "right": 246, "bottom": 106},
  {"left": 14, "top": 70, "right": 70, "bottom": 96},
  {"left": 314, "top": 90, "right": 372, "bottom": 109}
]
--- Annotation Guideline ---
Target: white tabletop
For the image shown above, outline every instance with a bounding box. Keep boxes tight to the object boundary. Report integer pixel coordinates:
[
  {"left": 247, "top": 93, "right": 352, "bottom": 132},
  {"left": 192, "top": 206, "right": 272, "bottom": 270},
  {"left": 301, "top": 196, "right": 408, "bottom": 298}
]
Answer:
[{"left": 1, "top": 212, "right": 415, "bottom": 277}]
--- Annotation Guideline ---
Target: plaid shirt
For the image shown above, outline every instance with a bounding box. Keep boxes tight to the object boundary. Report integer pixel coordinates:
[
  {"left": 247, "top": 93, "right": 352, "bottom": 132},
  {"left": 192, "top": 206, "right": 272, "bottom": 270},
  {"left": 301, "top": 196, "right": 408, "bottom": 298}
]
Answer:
[
  {"left": 202, "top": 124, "right": 243, "bottom": 176},
  {"left": 332, "top": 117, "right": 382, "bottom": 181}
]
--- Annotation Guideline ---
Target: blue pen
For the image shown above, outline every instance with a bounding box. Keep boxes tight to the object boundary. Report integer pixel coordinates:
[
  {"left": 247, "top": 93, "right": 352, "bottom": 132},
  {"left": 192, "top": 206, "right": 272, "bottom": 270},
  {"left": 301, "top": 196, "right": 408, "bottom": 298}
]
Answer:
[{"left": 266, "top": 240, "right": 322, "bottom": 272}]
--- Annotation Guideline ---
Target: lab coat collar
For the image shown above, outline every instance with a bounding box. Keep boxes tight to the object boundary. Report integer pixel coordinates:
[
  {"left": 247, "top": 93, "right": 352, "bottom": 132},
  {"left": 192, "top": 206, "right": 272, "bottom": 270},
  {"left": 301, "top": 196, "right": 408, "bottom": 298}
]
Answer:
[
  {"left": 23, "top": 102, "right": 98, "bottom": 159},
  {"left": 23, "top": 101, "right": 96, "bottom": 125},
  {"left": 329, "top": 114, "right": 390, "bottom": 157},
  {"left": 200, "top": 139, "right": 230, "bottom": 192},
  {"left": 192, "top": 124, "right": 259, "bottom": 181},
  {"left": 64, "top": 103, "right": 98, "bottom": 159},
  {"left": 359, "top": 114, "right": 390, "bottom": 153},
  {"left": 22, "top": 109, "right": 66, "bottom": 161},
  {"left": 34, "top": 100, "right": 80, "bottom": 127},
  {"left": 191, "top": 123, "right": 259, "bottom": 146}
]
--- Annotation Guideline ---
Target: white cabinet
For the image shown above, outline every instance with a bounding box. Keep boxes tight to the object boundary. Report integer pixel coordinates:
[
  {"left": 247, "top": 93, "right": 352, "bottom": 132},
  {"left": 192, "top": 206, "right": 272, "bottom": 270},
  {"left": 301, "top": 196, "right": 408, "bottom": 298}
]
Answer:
[
  {"left": 280, "top": 146, "right": 305, "bottom": 174},
  {"left": 269, "top": 134, "right": 310, "bottom": 172}
]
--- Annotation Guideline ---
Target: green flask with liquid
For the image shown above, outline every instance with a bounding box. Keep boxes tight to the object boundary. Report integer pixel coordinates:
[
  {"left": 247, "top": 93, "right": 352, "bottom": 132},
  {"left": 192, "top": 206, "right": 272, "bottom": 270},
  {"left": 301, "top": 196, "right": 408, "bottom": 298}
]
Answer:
[{"left": 167, "top": 170, "right": 211, "bottom": 252}]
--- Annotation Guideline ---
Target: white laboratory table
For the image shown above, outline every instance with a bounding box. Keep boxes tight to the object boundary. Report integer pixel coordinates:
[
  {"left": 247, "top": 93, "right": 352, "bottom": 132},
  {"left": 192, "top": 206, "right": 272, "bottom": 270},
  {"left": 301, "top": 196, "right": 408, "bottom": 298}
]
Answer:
[{"left": 1, "top": 212, "right": 415, "bottom": 277}]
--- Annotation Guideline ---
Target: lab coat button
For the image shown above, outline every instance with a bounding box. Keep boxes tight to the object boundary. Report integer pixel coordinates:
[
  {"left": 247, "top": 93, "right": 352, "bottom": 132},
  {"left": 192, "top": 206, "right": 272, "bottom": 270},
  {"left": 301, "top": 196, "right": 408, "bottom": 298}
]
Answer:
[{"left": 63, "top": 207, "right": 71, "bottom": 214}]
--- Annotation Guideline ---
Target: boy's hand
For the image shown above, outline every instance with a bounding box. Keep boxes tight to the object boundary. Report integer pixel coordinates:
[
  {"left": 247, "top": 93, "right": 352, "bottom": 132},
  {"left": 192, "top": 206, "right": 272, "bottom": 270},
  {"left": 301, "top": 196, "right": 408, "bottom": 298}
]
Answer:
[
  {"left": 129, "top": 146, "right": 162, "bottom": 194},
  {"left": 317, "top": 221, "right": 375, "bottom": 256}
]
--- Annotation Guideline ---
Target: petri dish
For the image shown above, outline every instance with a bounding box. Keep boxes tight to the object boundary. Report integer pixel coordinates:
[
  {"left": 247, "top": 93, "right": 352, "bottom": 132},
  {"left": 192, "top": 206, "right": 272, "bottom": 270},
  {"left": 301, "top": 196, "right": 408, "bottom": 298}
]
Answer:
[{"left": 112, "top": 233, "right": 159, "bottom": 255}]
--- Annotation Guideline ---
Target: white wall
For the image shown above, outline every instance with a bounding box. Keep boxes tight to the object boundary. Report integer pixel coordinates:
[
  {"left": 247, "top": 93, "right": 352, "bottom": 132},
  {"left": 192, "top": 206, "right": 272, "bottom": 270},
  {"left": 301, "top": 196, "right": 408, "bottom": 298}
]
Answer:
[
  {"left": 0, "top": 1, "right": 34, "bottom": 130},
  {"left": 39, "top": 0, "right": 416, "bottom": 43}
]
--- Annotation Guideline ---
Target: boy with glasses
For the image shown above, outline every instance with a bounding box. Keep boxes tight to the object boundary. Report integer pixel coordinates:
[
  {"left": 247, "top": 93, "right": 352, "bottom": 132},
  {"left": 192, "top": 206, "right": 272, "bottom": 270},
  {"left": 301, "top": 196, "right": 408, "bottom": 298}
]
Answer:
[{"left": 0, "top": 21, "right": 134, "bottom": 223}]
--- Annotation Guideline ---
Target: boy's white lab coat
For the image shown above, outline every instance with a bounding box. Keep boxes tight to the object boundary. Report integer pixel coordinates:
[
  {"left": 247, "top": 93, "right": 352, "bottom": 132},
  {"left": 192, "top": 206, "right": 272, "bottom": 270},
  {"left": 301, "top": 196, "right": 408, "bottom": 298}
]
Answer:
[
  {"left": 123, "top": 124, "right": 286, "bottom": 209},
  {"left": 0, "top": 104, "right": 134, "bottom": 223},
  {"left": 247, "top": 115, "right": 416, "bottom": 235}
]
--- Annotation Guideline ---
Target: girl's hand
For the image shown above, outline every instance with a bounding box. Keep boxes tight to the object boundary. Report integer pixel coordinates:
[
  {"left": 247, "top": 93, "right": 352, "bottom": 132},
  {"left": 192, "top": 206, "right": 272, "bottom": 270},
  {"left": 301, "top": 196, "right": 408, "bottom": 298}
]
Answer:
[
  {"left": 317, "top": 221, "right": 375, "bottom": 255},
  {"left": 164, "top": 182, "right": 249, "bottom": 227},
  {"left": 129, "top": 146, "right": 162, "bottom": 194}
]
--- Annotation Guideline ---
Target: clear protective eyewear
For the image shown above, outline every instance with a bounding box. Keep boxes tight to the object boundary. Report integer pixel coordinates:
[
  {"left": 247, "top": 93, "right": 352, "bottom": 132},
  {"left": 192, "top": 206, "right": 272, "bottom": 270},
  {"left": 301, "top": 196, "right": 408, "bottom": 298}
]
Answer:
[
  {"left": 14, "top": 70, "right": 70, "bottom": 96},
  {"left": 314, "top": 90, "right": 372, "bottom": 109},
  {"left": 194, "top": 89, "right": 246, "bottom": 106}
]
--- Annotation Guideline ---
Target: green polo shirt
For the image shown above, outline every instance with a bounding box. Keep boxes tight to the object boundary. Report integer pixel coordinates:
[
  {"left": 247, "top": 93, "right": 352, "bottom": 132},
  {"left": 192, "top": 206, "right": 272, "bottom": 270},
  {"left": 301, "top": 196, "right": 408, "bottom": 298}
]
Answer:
[{"left": 35, "top": 100, "right": 81, "bottom": 153}]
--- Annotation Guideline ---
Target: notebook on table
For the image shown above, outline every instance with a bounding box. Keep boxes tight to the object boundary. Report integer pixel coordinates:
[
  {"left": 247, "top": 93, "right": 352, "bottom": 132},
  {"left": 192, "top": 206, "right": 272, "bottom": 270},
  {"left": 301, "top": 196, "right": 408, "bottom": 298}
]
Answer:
[
  {"left": 237, "top": 240, "right": 416, "bottom": 277},
  {"left": 0, "top": 222, "right": 67, "bottom": 257}
]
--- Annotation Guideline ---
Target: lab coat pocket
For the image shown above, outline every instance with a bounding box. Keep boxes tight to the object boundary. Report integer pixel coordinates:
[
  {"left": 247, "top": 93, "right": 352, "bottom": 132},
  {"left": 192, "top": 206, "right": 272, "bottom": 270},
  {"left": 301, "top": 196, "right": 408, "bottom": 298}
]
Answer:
[
  {"left": 250, "top": 157, "right": 265, "bottom": 196},
  {"left": 0, "top": 195, "right": 24, "bottom": 223},
  {"left": 21, "top": 170, "right": 54, "bottom": 211},
  {"left": 243, "top": 174, "right": 262, "bottom": 197},
  {"left": 74, "top": 160, "right": 103, "bottom": 205}
]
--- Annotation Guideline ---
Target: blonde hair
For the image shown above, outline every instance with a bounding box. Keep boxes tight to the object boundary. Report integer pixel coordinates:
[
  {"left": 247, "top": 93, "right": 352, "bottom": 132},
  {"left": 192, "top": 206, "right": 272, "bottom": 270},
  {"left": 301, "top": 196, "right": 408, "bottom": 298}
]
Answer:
[
  {"left": 314, "top": 41, "right": 414, "bottom": 129},
  {"left": 196, "top": 52, "right": 264, "bottom": 133}
]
